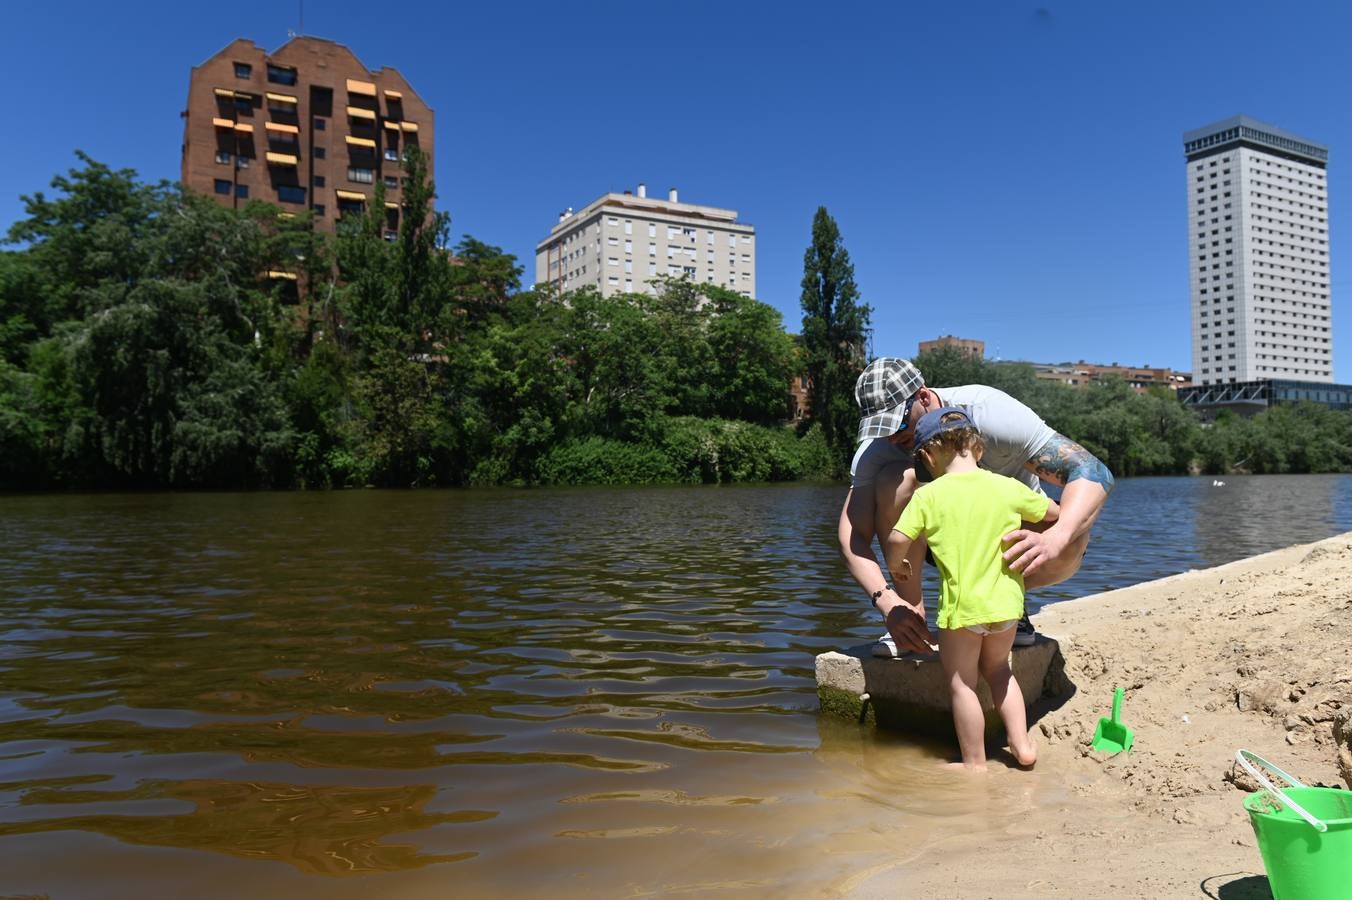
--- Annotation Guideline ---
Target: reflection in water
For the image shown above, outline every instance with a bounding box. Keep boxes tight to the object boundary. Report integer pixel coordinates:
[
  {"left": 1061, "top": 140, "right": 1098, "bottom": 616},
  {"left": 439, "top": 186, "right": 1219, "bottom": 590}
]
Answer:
[
  {"left": 0, "top": 477, "right": 1349, "bottom": 895},
  {"left": 0, "top": 779, "right": 482, "bottom": 874}
]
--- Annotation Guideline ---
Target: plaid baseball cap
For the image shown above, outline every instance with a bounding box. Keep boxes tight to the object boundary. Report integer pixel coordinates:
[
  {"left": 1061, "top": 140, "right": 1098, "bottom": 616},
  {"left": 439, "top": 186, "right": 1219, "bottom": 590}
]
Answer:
[{"left": 855, "top": 357, "right": 926, "bottom": 442}]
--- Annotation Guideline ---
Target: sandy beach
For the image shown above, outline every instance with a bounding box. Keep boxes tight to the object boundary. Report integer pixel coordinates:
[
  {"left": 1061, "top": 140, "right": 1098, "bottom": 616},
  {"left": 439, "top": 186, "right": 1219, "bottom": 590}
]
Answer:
[{"left": 850, "top": 531, "right": 1352, "bottom": 898}]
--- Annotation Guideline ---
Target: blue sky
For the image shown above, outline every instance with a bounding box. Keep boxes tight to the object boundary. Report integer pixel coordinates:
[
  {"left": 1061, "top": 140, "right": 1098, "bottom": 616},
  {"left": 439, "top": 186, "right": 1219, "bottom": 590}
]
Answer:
[{"left": 4, "top": 1, "right": 1350, "bottom": 380}]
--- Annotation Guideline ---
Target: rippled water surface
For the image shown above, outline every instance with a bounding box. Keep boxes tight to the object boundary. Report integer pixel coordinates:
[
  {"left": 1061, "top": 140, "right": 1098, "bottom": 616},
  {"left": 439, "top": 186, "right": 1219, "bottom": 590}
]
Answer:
[{"left": 2, "top": 476, "right": 1350, "bottom": 897}]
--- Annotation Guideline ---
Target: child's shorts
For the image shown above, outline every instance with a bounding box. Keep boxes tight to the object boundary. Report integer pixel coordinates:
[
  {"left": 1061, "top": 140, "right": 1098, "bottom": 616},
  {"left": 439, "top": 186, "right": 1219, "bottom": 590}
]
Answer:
[{"left": 964, "top": 619, "right": 1017, "bottom": 636}]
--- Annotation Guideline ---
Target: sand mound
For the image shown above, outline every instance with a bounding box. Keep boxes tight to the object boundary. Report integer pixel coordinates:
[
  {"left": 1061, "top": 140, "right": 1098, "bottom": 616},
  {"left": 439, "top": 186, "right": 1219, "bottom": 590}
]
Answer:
[{"left": 868, "top": 532, "right": 1352, "bottom": 897}]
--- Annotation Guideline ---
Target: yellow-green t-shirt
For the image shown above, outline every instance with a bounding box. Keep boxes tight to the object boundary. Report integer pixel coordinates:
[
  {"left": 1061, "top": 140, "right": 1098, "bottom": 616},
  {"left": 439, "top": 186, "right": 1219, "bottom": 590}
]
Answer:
[{"left": 894, "top": 469, "right": 1051, "bottom": 629}]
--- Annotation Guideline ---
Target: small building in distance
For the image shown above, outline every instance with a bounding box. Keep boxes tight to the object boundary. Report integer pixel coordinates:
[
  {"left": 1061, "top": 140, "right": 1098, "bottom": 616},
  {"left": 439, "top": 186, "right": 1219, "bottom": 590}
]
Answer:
[
  {"left": 918, "top": 335, "right": 985, "bottom": 358},
  {"left": 182, "top": 36, "right": 434, "bottom": 237},
  {"left": 1034, "top": 361, "right": 1192, "bottom": 394},
  {"left": 1179, "top": 379, "right": 1352, "bottom": 417},
  {"left": 535, "top": 185, "right": 755, "bottom": 297}
]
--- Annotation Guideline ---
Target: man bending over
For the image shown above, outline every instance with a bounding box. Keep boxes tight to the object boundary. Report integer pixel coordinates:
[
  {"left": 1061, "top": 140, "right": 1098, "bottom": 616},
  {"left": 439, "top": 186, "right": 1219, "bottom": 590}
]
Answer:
[{"left": 838, "top": 357, "right": 1114, "bottom": 656}]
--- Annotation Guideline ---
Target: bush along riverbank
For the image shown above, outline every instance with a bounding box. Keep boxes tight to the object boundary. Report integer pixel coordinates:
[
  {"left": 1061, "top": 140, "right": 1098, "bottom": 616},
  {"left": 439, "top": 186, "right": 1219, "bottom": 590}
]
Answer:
[
  {"left": 4, "top": 156, "right": 1350, "bottom": 491},
  {"left": 0, "top": 155, "right": 831, "bottom": 490}
]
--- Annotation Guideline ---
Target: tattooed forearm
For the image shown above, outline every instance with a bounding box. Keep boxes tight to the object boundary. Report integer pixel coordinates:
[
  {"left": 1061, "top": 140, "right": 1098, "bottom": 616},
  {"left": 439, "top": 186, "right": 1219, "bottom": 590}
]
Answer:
[{"left": 1028, "top": 434, "right": 1115, "bottom": 492}]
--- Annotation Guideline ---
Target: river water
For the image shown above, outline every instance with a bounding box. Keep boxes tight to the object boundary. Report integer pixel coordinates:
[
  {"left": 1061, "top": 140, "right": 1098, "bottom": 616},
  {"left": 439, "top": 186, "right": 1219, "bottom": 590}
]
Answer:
[{"left": 1, "top": 475, "right": 1350, "bottom": 897}]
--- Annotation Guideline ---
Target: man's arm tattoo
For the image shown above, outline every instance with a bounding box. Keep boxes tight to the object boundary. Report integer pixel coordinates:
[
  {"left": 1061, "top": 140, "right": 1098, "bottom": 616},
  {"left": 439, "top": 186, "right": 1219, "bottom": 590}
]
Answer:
[{"left": 1028, "top": 434, "right": 1115, "bottom": 492}]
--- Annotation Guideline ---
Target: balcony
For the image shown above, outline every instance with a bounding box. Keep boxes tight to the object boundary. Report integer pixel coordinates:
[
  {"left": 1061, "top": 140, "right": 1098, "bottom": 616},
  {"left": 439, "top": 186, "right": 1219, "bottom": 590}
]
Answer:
[{"left": 345, "top": 78, "right": 377, "bottom": 97}]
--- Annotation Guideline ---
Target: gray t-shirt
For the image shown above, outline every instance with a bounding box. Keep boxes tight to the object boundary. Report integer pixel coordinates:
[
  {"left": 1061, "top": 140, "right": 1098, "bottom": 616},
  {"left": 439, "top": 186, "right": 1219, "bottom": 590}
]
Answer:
[{"left": 850, "top": 384, "right": 1056, "bottom": 492}]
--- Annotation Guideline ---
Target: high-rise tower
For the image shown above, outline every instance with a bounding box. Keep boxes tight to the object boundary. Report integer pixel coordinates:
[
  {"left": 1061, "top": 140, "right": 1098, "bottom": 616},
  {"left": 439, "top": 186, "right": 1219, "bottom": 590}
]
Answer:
[{"left": 1183, "top": 116, "right": 1331, "bottom": 386}]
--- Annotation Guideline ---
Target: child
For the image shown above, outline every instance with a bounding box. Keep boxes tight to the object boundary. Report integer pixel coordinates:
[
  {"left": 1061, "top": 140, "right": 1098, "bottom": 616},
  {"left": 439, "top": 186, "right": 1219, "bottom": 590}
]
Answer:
[{"left": 890, "top": 406, "right": 1060, "bottom": 772}]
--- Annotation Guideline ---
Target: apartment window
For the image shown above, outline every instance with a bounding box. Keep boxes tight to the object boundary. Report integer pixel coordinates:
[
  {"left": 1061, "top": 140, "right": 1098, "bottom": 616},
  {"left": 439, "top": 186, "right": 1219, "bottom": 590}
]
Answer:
[
  {"left": 234, "top": 95, "right": 253, "bottom": 113},
  {"left": 214, "top": 179, "right": 231, "bottom": 195},
  {"left": 277, "top": 185, "right": 306, "bottom": 204},
  {"left": 624, "top": 260, "right": 633, "bottom": 273},
  {"left": 707, "top": 231, "right": 714, "bottom": 245},
  {"left": 608, "top": 257, "right": 618, "bottom": 267},
  {"left": 338, "top": 198, "right": 364, "bottom": 216},
  {"left": 624, "top": 221, "right": 633, "bottom": 235},
  {"left": 314, "top": 146, "right": 326, "bottom": 159},
  {"left": 608, "top": 236, "right": 618, "bottom": 245},
  {"left": 383, "top": 176, "right": 398, "bottom": 189},
  {"left": 608, "top": 276, "right": 619, "bottom": 285},
  {"left": 648, "top": 223, "right": 656, "bottom": 237},
  {"left": 314, "top": 118, "right": 326, "bottom": 131},
  {"left": 624, "top": 240, "right": 632, "bottom": 253},
  {"left": 728, "top": 235, "right": 736, "bottom": 247},
  {"left": 348, "top": 167, "right": 374, "bottom": 184},
  {"left": 648, "top": 243, "right": 656, "bottom": 256},
  {"left": 383, "top": 231, "right": 398, "bottom": 242},
  {"left": 314, "top": 203, "right": 326, "bottom": 216},
  {"left": 234, "top": 62, "right": 252, "bottom": 79},
  {"left": 314, "top": 175, "right": 326, "bottom": 187},
  {"left": 235, "top": 184, "right": 249, "bottom": 199},
  {"left": 215, "top": 151, "right": 232, "bottom": 165},
  {"left": 267, "top": 64, "right": 298, "bottom": 86},
  {"left": 648, "top": 262, "right": 657, "bottom": 275},
  {"left": 625, "top": 279, "right": 633, "bottom": 291}
]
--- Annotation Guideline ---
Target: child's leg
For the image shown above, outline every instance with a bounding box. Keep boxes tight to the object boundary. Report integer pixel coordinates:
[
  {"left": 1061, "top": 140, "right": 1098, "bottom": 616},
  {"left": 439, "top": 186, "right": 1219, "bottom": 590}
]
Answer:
[
  {"left": 937, "top": 627, "right": 988, "bottom": 771},
  {"left": 978, "top": 625, "right": 1037, "bottom": 767}
]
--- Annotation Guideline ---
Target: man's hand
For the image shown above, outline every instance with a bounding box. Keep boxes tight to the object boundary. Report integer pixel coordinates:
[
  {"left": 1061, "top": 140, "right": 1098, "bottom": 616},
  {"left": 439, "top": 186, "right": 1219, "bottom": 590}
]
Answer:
[
  {"left": 879, "top": 596, "right": 936, "bottom": 655},
  {"left": 1002, "top": 525, "right": 1070, "bottom": 577}
]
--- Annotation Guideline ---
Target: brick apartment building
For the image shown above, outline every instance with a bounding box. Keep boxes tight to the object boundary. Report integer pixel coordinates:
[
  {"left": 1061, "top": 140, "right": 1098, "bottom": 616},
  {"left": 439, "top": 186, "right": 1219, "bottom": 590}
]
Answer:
[
  {"left": 181, "top": 36, "right": 434, "bottom": 237},
  {"left": 918, "top": 335, "right": 985, "bottom": 358}
]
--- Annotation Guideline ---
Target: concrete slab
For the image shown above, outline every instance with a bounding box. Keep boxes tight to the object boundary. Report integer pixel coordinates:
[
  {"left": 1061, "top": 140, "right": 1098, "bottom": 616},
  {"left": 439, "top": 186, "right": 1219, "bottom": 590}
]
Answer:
[{"left": 816, "top": 635, "right": 1071, "bottom": 736}]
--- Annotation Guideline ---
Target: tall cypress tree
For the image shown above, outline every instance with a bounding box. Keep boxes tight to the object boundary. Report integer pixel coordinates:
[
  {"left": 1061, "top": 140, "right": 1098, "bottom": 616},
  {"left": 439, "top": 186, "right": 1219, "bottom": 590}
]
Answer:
[{"left": 800, "top": 206, "right": 871, "bottom": 474}]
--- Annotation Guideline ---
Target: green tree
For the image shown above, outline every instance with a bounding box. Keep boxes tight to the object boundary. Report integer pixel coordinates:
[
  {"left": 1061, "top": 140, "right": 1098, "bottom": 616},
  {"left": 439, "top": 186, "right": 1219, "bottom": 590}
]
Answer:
[
  {"left": 703, "top": 284, "right": 800, "bottom": 423},
  {"left": 800, "top": 207, "right": 870, "bottom": 474}
]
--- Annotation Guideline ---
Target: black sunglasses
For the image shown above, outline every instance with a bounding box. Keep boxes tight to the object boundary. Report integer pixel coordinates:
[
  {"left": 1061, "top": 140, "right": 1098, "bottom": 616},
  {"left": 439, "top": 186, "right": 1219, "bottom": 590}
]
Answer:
[{"left": 892, "top": 394, "right": 919, "bottom": 434}]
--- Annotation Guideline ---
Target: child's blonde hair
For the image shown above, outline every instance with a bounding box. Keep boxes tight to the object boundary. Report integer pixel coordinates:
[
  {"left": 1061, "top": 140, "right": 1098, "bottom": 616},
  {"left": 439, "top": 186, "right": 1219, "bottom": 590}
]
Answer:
[{"left": 917, "top": 411, "right": 985, "bottom": 459}]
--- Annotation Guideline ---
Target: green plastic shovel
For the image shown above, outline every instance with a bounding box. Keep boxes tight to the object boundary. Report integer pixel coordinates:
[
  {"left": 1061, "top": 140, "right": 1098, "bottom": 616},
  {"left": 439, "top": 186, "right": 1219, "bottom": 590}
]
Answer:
[{"left": 1091, "top": 686, "right": 1135, "bottom": 754}]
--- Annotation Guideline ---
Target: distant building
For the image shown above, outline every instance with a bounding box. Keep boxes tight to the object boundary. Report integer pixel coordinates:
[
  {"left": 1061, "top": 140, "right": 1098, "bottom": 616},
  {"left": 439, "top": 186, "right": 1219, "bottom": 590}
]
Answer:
[
  {"left": 787, "top": 374, "right": 811, "bottom": 423},
  {"left": 1178, "top": 379, "right": 1352, "bottom": 417},
  {"left": 1033, "top": 361, "right": 1191, "bottom": 394},
  {"left": 182, "top": 36, "right": 434, "bottom": 237},
  {"left": 535, "top": 185, "right": 755, "bottom": 297},
  {"left": 918, "top": 335, "right": 985, "bottom": 358},
  {"left": 1183, "top": 115, "right": 1331, "bottom": 386}
]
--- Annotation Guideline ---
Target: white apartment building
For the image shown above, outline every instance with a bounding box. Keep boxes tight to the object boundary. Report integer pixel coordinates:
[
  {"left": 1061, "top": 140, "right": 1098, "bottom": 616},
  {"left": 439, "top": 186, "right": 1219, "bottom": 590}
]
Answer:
[
  {"left": 1184, "top": 115, "right": 1332, "bottom": 386},
  {"left": 534, "top": 184, "right": 756, "bottom": 298}
]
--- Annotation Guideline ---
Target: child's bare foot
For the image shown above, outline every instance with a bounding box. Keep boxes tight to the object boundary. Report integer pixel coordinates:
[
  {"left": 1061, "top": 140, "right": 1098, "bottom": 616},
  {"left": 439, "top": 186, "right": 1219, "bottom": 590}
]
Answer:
[
  {"left": 1008, "top": 734, "right": 1037, "bottom": 767},
  {"left": 942, "top": 759, "right": 988, "bottom": 773}
]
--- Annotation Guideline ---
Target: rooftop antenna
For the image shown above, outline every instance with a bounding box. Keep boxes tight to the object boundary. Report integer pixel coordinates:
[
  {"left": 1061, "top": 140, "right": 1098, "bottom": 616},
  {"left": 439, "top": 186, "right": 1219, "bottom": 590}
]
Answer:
[{"left": 287, "top": 0, "right": 303, "bottom": 37}]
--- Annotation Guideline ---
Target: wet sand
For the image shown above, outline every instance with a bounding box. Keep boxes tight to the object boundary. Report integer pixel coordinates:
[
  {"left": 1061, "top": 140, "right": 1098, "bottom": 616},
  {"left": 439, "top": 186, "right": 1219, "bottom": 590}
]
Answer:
[{"left": 846, "top": 531, "right": 1352, "bottom": 898}]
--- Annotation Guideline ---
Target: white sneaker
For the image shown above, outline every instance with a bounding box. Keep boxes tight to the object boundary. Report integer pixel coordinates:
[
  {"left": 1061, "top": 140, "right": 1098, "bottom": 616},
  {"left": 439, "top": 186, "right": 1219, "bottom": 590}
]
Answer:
[{"left": 871, "top": 633, "right": 898, "bottom": 658}]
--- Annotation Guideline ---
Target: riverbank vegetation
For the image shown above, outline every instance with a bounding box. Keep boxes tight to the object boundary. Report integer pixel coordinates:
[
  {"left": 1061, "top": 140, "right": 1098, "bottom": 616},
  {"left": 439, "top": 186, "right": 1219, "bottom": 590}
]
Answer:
[
  {"left": 914, "top": 346, "right": 1352, "bottom": 477},
  {"left": 2, "top": 155, "right": 1349, "bottom": 490},
  {"left": 0, "top": 154, "right": 829, "bottom": 489}
]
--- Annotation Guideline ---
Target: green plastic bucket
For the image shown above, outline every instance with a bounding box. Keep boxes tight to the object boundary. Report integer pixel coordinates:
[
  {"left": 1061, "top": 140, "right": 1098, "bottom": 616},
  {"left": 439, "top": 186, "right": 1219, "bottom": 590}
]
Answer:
[{"left": 1238, "top": 750, "right": 1352, "bottom": 900}]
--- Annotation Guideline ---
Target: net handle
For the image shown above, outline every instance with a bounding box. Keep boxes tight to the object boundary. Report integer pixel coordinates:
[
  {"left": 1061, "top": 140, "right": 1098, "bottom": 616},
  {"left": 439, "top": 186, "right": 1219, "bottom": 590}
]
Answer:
[{"left": 1236, "top": 749, "right": 1327, "bottom": 833}]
